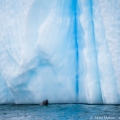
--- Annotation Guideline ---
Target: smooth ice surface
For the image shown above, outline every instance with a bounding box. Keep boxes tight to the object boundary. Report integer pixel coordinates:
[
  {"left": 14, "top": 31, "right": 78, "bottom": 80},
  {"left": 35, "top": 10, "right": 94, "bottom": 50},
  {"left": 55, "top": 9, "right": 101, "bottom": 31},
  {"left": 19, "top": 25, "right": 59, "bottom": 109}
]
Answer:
[{"left": 0, "top": 0, "right": 120, "bottom": 104}]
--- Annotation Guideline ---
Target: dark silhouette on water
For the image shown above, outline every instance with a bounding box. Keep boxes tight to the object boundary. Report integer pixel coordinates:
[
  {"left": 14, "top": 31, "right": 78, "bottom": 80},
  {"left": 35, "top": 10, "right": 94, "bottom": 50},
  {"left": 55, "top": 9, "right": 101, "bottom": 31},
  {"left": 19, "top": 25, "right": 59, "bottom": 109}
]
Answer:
[{"left": 41, "top": 99, "right": 49, "bottom": 106}]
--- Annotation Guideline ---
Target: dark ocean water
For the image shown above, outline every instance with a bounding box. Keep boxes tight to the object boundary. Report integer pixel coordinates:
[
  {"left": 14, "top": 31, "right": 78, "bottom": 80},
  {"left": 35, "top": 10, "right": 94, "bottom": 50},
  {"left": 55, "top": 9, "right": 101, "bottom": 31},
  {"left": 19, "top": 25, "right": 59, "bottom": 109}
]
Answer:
[{"left": 0, "top": 104, "right": 120, "bottom": 120}]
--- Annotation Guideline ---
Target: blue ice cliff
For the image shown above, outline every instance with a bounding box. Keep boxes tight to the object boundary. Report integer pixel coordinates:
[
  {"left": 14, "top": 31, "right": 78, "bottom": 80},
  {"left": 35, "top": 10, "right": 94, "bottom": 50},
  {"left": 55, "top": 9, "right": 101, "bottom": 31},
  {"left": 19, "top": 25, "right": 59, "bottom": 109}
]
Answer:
[{"left": 0, "top": 0, "right": 120, "bottom": 104}]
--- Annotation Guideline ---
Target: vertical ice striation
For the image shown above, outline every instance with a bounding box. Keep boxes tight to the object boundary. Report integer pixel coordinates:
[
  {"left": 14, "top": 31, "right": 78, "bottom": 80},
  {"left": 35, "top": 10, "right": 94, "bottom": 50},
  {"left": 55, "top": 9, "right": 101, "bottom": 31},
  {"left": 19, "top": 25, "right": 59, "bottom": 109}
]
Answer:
[
  {"left": 78, "top": 0, "right": 103, "bottom": 104},
  {"left": 0, "top": 0, "right": 120, "bottom": 104},
  {"left": 92, "top": 0, "right": 120, "bottom": 104}
]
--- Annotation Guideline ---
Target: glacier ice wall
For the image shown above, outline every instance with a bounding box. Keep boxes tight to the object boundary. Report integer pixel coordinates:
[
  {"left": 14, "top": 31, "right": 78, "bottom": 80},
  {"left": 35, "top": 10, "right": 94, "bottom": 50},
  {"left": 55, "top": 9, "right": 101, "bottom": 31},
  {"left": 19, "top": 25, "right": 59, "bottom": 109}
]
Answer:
[{"left": 0, "top": 0, "right": 120, "bottom": 104}]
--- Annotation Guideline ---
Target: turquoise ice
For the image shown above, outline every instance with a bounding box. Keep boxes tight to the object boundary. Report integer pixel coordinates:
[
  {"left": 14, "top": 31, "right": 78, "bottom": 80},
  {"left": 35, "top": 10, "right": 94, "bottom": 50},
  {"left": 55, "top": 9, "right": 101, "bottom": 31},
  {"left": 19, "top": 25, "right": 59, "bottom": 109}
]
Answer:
[{"left": 0, "top": 0, "right": 120, "bottom": 104}]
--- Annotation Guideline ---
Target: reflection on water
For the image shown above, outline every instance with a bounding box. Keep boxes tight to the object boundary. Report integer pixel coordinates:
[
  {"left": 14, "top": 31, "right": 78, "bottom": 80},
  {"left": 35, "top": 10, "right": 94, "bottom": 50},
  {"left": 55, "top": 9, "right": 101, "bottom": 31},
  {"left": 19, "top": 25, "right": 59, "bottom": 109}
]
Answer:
[{"left": 0, "top": 104, "right": 120, "bottom": 120}]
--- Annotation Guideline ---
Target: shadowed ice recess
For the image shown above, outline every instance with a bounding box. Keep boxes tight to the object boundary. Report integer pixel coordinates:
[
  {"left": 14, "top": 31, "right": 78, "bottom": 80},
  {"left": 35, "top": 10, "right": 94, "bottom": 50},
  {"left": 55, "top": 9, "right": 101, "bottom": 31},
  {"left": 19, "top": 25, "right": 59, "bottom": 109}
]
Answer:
[{"left": 0, "top": 0, "right": 120, "bottom": 104}]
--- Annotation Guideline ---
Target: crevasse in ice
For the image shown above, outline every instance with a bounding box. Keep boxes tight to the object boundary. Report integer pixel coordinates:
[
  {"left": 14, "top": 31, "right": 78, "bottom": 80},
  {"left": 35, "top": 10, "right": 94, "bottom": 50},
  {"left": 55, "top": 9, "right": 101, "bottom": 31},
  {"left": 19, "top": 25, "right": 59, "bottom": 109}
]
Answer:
[{"left": 0, "top": 0, "right": 120, "bottom": 104}]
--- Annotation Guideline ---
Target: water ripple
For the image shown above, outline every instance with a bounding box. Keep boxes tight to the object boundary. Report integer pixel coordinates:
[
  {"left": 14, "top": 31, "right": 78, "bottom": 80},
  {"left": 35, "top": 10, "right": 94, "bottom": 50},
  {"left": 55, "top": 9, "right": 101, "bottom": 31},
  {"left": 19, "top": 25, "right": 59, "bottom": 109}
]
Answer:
[{"left": 0, "top": 104, "right": 120, "bottom": 120}]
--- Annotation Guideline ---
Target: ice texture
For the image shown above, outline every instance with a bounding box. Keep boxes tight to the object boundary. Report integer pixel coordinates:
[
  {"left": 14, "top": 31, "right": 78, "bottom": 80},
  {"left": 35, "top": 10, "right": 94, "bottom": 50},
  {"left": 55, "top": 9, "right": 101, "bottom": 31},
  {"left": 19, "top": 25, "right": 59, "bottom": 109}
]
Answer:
[{"left": 0, "top": 0, "right": 120, "bottom": 104}]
